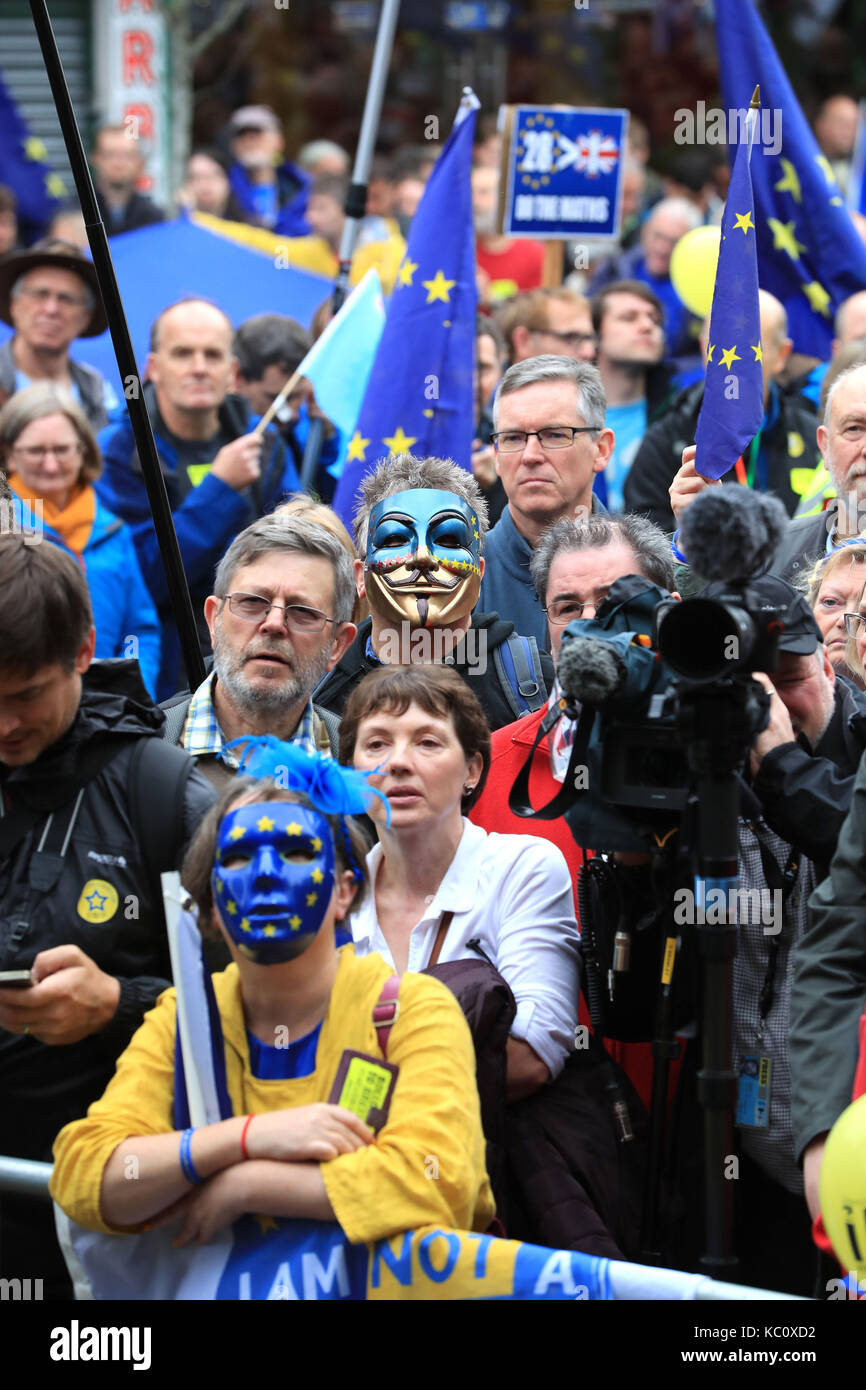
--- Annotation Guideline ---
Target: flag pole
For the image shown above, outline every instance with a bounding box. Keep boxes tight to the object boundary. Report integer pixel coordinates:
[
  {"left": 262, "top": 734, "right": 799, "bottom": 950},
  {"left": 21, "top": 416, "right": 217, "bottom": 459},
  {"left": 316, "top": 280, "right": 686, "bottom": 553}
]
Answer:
[
  {"left": 28, "top": 0, "right": 206, "bottom": 692},
  {"left": 332, "top": 0, "right": 402, "bottom": 317}
]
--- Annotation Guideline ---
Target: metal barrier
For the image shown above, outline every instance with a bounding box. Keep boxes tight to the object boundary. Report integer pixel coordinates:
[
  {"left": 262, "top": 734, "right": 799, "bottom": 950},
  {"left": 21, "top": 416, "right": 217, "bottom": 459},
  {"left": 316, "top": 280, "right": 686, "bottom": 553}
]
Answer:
[{"left": 0, "top": 1155, "right": 53, "bottom": 1200}]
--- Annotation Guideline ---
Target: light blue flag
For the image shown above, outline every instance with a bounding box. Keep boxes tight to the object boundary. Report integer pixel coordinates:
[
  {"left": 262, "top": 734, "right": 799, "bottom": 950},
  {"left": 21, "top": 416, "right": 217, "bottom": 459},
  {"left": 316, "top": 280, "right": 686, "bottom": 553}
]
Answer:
[{"left": 292, "top": 269, "right": 386, "bottom": 480}]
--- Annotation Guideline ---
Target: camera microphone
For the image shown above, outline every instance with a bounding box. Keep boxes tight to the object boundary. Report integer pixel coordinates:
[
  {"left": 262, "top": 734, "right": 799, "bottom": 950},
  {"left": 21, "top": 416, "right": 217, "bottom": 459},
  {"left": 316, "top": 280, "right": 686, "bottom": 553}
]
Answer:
[
  {"left": 558, "top": 632, "right": 628, "bottom": 706},
  {"left": 677, "top": 484, "right": 789, "bottom": 584}
]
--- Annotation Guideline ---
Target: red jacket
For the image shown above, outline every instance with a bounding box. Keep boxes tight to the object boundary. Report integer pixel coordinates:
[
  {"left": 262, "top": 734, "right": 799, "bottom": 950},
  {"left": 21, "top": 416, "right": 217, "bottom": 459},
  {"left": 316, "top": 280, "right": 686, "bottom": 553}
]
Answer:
[
  {"left": 470, "top": 708, "right": 665, "bottom": 1110},
  {"left": 813, "top": 1009, "right": 866, "bottom": 1260}
]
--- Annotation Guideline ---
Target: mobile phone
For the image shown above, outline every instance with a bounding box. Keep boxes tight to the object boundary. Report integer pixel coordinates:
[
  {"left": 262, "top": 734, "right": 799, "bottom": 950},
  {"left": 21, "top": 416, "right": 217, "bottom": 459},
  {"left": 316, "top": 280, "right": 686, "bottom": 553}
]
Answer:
[{"left": 0, "top": 971, "right": 33, "bottom": 989}]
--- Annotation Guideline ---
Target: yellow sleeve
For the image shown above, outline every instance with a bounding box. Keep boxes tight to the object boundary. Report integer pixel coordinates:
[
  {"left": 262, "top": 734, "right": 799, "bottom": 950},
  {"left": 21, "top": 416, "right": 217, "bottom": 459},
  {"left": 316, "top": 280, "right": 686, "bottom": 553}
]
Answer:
[
  {"left": 322, "top": 973, "right": 495, "bottom": 1243},
  {"left": 49, "top": 989, "right": 178, "bottom": 1233}
]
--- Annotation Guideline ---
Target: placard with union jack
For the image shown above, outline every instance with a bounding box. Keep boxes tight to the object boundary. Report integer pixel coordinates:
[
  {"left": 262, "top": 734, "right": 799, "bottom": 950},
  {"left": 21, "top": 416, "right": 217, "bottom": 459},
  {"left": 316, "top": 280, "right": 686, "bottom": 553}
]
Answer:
[{"left": 502, "top": 105, "right": 629, "bottom": 240}]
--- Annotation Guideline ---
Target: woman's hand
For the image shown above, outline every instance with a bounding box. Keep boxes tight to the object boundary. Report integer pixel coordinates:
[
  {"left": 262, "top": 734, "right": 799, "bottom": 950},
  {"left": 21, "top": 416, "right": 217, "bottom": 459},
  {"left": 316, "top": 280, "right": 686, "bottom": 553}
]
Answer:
[
  {"left": 245, "top": 1103, "right": 374, "bottom": 1163},
  {"left": 148, "top": 1164, "right": 250, "bottom": 1247}
]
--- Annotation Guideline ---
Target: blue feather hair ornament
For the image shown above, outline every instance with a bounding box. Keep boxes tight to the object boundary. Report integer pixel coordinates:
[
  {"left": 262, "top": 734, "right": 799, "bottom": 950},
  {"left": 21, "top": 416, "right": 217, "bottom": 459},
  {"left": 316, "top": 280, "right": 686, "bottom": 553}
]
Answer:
[{"left": 224, "top": 736, "right": 390, "bottom": 826}]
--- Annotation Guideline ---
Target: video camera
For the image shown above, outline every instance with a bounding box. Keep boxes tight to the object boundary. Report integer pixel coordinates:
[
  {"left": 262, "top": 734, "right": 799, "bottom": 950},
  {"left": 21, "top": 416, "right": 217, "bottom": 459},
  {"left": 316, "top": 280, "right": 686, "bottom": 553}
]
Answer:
[{"left": 555, "top": 486, "right": 791, "bottom": 853}]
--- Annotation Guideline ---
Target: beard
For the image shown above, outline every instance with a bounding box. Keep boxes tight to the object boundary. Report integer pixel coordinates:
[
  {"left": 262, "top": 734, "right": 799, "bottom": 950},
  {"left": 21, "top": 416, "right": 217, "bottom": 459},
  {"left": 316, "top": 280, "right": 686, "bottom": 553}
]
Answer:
[{"left": 212, "top": 621, "right": 332, "bottom": 716}]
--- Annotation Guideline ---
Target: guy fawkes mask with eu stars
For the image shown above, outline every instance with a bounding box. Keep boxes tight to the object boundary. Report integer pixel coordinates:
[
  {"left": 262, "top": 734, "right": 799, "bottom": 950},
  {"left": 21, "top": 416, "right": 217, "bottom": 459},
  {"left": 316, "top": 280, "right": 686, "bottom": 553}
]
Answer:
[{"left": 365, "top": 488, "right": 483, "bottom": 629}]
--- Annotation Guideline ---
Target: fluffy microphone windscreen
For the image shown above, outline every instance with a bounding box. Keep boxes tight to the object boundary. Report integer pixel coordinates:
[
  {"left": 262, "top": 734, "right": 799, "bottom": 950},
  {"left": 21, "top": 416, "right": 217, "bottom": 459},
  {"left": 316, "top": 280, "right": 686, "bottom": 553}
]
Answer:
[
  {"left": 678, "top": 484, "right": 789, "bottom": 584},
  {"left": 558, "top": 634, "right": 627, "bottom": 705}
]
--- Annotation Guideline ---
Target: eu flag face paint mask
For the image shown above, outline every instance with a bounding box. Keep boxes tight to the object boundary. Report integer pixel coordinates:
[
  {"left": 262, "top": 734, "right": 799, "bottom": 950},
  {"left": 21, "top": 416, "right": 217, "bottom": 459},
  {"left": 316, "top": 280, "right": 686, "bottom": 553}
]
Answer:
[
  {"left": 365, "top": 488, "right": 482, "bottom": 628},
  {"left": 211, "top": 802, "right": 336, "bottom": 964}
]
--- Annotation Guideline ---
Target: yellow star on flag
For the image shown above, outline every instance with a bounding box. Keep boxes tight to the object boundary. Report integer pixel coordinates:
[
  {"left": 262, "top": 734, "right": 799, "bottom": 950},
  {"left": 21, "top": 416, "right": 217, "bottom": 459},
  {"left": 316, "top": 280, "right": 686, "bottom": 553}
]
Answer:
[
  {"left": 774, "top": 159, "right": 802, "bottom": 204},
  {"left": 346, "top": 431, "right": 369, "bottom": 463},
  {"left": 228, "top": 825, "right": 245, "bottom": 841},
  {"left": 311, "top": 868, "right": 324, "bottom": 884},
  {"left": 751, "top": 343, "right": 763, "bottom": 363},
  {"left": 254, "top": 1214, "right": 280, "bottom": 1234},
  {"left": 803, "top": 281, "right": 832, "bottom": 317},
  {"left": 396, "top": 257, "right": 418, "bottom": 288},
  {"left": 23, "top": 136, "right": 48, "bottom": 162},
  {"left": 767, "top": 219, "right": 807, "bottom": 261},
  {"left": 814, "top": 154, "right": 837, "bottom": 187},
  {"left": 383, "top": 426, "right": 417, "bottom": 455},
  {"left": 287, "top": 822, "right": 303, "bottom": 836},
  {"left": 733, "top": 211, "right": 755, "bottom": 235},
  {"left": 45, "top": 173, "right": 66, "bottom": 198},
  {"left": 421, "top": 270, "right": 456, "bottom": 304},
  {"left": 707, "top": 344, "right": 715, "bottom": 363},
  {"left": 719, "top": 346, "right": 741, "bottom": 369},
  {"left": 256, "top": 815, "right": 275, "bottom": 832}
]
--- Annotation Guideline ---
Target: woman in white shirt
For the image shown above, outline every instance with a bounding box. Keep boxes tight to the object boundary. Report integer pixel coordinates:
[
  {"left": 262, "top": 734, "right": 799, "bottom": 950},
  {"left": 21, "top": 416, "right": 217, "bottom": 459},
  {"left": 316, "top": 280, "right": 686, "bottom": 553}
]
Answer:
[{"left": 339, "top": 664, "right": 580, "bottom": 1101}]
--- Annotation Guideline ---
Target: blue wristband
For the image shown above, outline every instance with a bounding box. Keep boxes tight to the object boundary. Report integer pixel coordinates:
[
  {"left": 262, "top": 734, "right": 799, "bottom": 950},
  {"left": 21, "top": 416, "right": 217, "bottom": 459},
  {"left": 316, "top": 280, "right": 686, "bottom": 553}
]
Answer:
[{"left": 179, "top": 1127, "right": 202, "bottom": 1185}]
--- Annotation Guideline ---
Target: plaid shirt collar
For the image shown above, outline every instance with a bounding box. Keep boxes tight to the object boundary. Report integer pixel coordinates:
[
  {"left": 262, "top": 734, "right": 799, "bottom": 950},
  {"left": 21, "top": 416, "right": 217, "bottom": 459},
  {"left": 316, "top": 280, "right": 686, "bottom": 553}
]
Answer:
[{"left": 182, "top": 671, "right": 328, "bottom": 766}]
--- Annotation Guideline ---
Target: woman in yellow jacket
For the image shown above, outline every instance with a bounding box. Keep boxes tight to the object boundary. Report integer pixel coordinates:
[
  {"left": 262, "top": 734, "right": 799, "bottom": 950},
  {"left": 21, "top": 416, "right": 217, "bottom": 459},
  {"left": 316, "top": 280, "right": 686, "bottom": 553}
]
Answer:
[{"left": 50, "top": 751, "right": 493, "bottom": 1254}]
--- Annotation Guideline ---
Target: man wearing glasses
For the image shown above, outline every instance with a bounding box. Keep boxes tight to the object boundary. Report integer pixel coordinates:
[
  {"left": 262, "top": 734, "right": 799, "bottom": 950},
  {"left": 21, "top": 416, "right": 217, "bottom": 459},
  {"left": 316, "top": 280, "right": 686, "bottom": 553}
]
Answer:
[
  {"left": 0, "top": 239, "right": 115, "bottom": 431},
  {"left": 499, "top": 288, "right": 598, "bottom": 366},
  {"left": 160, "top": 513, "right": 355, "bottom": 788},
  {"left": 478, "top": 355, "right": 615, "bottom": 650}
]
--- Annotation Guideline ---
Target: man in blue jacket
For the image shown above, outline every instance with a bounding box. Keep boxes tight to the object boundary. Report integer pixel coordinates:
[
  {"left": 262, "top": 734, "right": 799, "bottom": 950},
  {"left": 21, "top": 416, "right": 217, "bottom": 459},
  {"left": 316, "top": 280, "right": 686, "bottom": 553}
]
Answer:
[
  {"left": 97, "top": 296, "right": 300, "bottom": 698},
  {"left": 226, "top": 105, "right": 311, "bottom": 237}
]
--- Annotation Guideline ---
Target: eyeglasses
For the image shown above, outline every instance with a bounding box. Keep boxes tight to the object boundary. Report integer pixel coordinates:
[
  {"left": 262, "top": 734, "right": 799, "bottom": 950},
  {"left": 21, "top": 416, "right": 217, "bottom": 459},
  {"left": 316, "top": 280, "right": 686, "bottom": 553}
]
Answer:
[
  {"left": 16, "top": 286, "right": 89, "bottom": 310},
  {"left": 543, "top": 597, "right": 600, "bottom": 626},
  {"left": 490, "top": 426, "right": 598, "bottom": 452},
  {"left": 843, "top": 611, "right": 866, "bottom": 637},
  {"left": 223, "top": 592, "right": 339, "bottom": 633},
  {"left": 12, "top": 443, "right": 81, "bottom": 464},
  {"left": 537, "top": 328, "right": 598, "bottom": 350}
]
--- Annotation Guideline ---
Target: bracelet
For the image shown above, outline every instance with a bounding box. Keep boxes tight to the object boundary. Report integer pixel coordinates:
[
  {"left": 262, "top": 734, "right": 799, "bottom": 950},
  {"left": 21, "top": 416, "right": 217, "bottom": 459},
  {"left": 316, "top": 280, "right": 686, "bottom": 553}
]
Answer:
[
  {"left": 179, "top": 1127, "right": 203, "bottom": 1185},
  {"left": 240, "top": 1114, "right": 254, "bottom": 1161}
]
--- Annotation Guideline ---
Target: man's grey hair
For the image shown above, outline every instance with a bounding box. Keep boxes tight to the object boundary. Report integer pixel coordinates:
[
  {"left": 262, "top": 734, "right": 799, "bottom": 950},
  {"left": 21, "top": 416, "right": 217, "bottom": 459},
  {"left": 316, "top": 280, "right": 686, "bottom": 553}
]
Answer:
[
  {"left": 213, "top": 513, "right": 356, "bottom": 623},
  {"left": 644, "top": 196, "right": 703, "bottom": 233},
  {"left": 529, "top": 512, "right": 676, "bottom": 603},
  {"left": 11, "top": 268, "right": 96, "bottom": 316},
  {"left": 823, "top": 360, "right": 866, "bottom": 430},
  {"left": 492, "top": 354, "right": 607, "bottom": 431},
  {"left": 353, "top": 453, "right": 489, "bottom": 559}
]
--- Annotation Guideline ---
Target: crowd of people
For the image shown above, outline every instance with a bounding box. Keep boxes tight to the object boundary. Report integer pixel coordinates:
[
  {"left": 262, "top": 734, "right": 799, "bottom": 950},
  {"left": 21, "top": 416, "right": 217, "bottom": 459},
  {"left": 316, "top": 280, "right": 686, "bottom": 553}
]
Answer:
[{"left": 2, "top": 89, "right": 866, "bottom": 1303}]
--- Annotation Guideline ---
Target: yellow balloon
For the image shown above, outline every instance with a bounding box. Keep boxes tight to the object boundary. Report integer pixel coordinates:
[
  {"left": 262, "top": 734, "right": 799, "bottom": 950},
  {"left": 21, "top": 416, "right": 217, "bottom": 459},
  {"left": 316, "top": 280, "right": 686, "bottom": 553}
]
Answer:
[
  {"left": 820, "top": 1092, "right": 866, "bottom": 1279},
  {"left": 669, "top": 226, "right": 721, "bottom": 320}
]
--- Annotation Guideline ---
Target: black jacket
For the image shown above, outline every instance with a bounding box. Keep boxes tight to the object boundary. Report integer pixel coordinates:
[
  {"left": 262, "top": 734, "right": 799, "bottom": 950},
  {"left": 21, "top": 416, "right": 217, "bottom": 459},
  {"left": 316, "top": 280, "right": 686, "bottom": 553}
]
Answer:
[
  {"left": 95, "top": 188, "right": 165, "bottom": 235},
  {"left": 790, "top": 746, "right": 866, "bottom": 1160},
  {"left": 752, "top": 674, "right": 866, "bottom": 882},
  {"left": 313, "top": 613, "right": 554, "bottom": 734},
  {"left": 771, "top": 500, "right": 838, "bottom": 583},
  {"left": 623, "top": 382, "right": 820, "bottom": 532},
  {"left": 0, "top": 661, "right": 215, "bottom": 1165}
]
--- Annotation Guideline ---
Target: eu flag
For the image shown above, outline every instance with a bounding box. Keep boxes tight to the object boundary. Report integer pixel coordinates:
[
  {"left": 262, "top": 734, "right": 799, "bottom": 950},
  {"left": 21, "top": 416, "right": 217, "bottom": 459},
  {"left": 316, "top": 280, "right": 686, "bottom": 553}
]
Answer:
[
  {"left": 716, "top": 0, "right": 866, "bottom": 358},
  {"left": 0, "top": 65, "right": 66, "bottom": 233},
  {"left": 332, "top": 91, "right": 479, "bottom": 526},
  {"left": 694, "top": 99, "right": 763, "bottom": 482}
]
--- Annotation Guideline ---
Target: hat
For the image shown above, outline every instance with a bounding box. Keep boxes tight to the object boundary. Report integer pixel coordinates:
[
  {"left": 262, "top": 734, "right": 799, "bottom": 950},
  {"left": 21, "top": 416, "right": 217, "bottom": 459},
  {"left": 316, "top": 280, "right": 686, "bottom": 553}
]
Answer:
[
  {"left": 747, "top": 573, "right": 824, "bottom": 655},
  {"left": 228, "top": 106, "right": 281, "bottom": 136},
  {"left": 0, "top": 239, "right": 106, "bottom": 337}
]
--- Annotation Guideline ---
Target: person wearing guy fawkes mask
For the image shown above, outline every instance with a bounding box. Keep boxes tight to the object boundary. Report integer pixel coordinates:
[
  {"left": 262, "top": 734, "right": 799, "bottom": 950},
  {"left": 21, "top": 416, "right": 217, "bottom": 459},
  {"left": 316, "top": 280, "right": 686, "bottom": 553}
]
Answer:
[
  {"left": 314, "top": 454, "right": 553, "bottom": 732},
  {"left": 50, "top": 747, "right": 495, "bottom": 1263}
]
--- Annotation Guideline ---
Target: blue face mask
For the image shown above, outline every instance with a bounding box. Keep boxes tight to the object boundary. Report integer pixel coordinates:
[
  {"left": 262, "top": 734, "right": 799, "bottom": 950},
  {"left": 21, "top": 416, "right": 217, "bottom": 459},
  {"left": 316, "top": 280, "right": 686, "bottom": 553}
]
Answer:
[{"left": 211, "top": 802, "right": 336, "bottom": 964}]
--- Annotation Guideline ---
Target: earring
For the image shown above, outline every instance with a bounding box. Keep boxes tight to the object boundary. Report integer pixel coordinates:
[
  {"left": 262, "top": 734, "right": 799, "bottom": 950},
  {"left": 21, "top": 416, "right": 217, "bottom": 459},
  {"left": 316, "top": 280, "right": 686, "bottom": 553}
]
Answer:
[{"left": 463, "top": 784, "right": 475, "bottom": 795}]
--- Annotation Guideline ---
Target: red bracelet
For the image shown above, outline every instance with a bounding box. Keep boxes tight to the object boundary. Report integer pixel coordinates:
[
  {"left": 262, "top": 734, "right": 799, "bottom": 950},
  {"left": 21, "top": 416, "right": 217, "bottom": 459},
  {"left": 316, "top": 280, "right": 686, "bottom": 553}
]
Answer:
[{"left": 240, "top": 1114, "right": 254, "bottom": 1161}]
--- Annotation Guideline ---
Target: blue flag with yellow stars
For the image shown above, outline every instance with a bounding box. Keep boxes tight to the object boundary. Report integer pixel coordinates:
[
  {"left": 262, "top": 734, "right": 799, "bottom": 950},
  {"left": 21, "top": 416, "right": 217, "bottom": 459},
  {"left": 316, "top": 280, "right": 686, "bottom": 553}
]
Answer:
[
  {"left": 0, "top": 66, "right": 66, "bottom": 234},
  {"left": 694, "top": 106, "right": 763, "bottom": 483},
  {"left": 716, "top": 0, "right": 866, "bottom": 358},
  {"left": 332, "top": 90, "right": 479, "bottom": 527}
]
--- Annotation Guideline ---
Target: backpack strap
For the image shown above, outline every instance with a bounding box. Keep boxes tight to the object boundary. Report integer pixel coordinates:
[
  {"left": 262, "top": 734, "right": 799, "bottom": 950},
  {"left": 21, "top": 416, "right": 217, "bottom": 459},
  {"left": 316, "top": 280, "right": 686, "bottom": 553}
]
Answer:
[
  {"left": 372, "top": 975, "right": 401, "bottom": 1059},
  {"left": 160, "top": 695, "right": 192, "bottom": 747},
  {"left": 130, "top": 737, "right": 195, "bottom": 888},
  {"left": 493, "top": 634, "right": 547, "bottom": 718}
]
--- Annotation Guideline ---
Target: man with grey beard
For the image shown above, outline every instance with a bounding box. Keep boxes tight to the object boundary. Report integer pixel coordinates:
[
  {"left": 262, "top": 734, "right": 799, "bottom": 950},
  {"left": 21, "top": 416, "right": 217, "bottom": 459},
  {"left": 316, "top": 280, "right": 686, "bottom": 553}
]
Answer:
[{"left": 160, "top": 513, "right": 356, "bottom": 789}]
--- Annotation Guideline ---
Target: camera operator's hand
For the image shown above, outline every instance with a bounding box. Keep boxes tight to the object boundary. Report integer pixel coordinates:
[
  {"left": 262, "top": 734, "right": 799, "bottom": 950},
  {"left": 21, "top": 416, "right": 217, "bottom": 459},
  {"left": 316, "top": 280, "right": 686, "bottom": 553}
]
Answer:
[
  {"left": 802, "top": 1134, "right": 828, "bottom": 1222},
  {"left": 748, "top": 671, "right": 796, "bottom": 776},
  {"left": 669, "top": 445, "right": 722, "bottom": 524}
]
